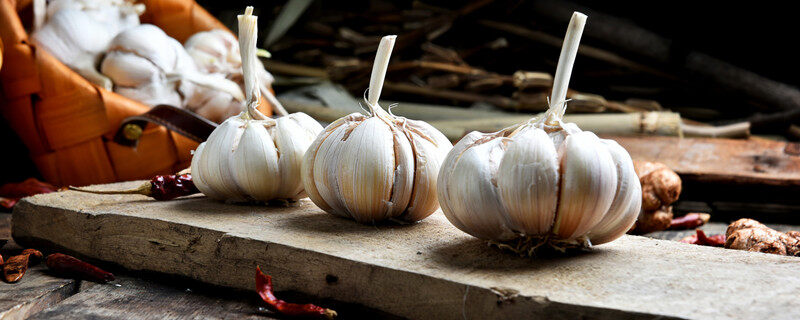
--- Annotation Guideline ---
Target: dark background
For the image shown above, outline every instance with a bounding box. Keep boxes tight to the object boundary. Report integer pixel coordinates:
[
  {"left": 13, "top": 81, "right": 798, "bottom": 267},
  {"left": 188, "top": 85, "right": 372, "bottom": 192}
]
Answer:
[{"left": 2, "top": 0, "right": 797, "bottom": 185}]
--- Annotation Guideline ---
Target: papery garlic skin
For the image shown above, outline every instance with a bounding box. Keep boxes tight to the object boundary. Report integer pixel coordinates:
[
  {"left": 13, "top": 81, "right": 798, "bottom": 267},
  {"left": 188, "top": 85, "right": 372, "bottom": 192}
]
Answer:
[
  {"left": 190, "top": 7, "right": 323, "bottom": 203},
  {"left": 302, "top": 36, "right": 453, "bottom": 223},
  {"left": 437, "top": 12, "right": 641, "bottom": 250}
]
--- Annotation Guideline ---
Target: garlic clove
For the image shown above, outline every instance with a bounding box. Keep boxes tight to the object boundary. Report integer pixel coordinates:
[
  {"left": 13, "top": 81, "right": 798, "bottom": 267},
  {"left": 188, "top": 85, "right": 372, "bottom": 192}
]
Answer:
[
  {"left": 231, "top": 121, "right": 280, "bottom": 201},
  {"left": 310, "top": 114, "right": 367, "bottom": 216},
  {"left": 551, "top": 131, "right": 618, "bottom": 240},
  {"left": 588, "top": 140, "right": 642, "bottom": 245},
  {"left": 438, "top": 132, "right": 515, "bottom": 241},
  {"left": 498, "top": 126, "right": 560, "bottom": 235},
  {"left": 193, "top": 118, "right": 249, "bottom": 202},
  {"left": 100, "top": 51, "right": 160, "bottom": 87},
  {"left": 400, "top": 119, "right": 451, "bottom": 221},
  {"left": 272, "top": 115, "right": 324, "bottom": 198},
  {"left": 333, "top": 117, "right": 401, "bottom": 222},
  {"left": 302, "top": 116, "right": 358, "bottom": 214},
  {"left": 190, "top": 142, "right": 225, "bottom": 200}
]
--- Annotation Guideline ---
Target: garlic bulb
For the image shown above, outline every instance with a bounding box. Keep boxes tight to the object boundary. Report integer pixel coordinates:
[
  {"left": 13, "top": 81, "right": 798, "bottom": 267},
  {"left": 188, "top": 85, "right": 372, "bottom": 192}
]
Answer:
[
  {"left": 190, "top": 7, "right": 323, "bottom": 202},
  {"left": 31, "top": 0, "right": 144, "bottom": 90},
  {"left": 101, "top": 24, "right": 246, "bottom": 122},
  {"left": 301, "top": 36, "right": 453, "bottom": 223},
  {"left": 437, "top": 12, "right": 641, "bottom": 252},
  {"left": 184, "top": 29, "right": 288, "bottom": 117},
  {"left": 32, "top": 9, "right": 116, "bottom": 90},
  {"left": 44, "top": 0, "right": 144, "bottom": 35}
]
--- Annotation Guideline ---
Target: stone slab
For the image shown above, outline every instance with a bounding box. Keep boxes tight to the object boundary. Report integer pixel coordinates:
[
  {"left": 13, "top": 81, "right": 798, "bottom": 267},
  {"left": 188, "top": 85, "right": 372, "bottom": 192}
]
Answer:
[{"left": 11, "top": 182, "right": 800, "bottom": 320}]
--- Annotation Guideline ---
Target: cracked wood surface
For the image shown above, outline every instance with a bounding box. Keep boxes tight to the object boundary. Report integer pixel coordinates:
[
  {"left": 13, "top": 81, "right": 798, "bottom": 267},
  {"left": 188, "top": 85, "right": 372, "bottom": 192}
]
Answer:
[{"left": 11, "top": 183, "right": 800, "bottom": 320}]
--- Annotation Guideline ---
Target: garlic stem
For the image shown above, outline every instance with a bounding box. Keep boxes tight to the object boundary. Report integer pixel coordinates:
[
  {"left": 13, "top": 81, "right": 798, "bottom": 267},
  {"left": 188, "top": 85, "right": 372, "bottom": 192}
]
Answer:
[
  {"left": 546, "top": 12, "right": 587, "bottom": 124},
  {"left": 366, "top": 35, "right": 397, "bottom": 118},
  {"left": 33, "top": 0, "right": 45, "bottom": 32},
  {"left": 262, "top": 86, "right": 290, "bottom": 117},
  {"left": 238, "top": 6, "right": 266, "bottom": 120}
]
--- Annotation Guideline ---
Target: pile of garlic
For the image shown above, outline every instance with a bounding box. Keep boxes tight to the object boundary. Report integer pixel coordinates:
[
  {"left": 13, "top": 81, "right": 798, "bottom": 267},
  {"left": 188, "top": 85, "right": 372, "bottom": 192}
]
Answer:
[
  {"left": 301, "top": 36, "right": 453, "bottom": 223},
  {"left": 190, "top": 7, "right": 323, "bottom": 202},
  {"left": 31, "top": 0, "right": 144, "bottom": 90},
  {"left": 100, "top": 24, "right": 247, "bottom": 123},
  {"left": 30, "top": 0, "right": 283, "bottom": 123},
  {"left": 437, "top": 12, "right": 641, "bottom": 253}
]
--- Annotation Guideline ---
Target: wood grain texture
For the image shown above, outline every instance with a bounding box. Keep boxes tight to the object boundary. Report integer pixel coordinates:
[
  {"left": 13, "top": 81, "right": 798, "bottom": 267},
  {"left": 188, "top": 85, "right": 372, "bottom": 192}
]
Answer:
[
  {"left": 1, "top": 214, "right": 86, "bottom": 320},
  {"left": 27, "top": 276, "right": 269, "bottom": 320},
  {"left": 609, "top": 136, "right": 800, "bottom": 186},
  {"left": 11, "top": 185, "right": 800, "bottom": 320}
]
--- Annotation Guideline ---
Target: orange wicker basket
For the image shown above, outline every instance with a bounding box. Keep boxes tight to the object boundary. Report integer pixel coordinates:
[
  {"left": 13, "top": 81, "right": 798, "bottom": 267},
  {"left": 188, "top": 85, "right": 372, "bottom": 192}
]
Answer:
[{"left": 0, "top": 0, "right": 273, "bottom": 186}]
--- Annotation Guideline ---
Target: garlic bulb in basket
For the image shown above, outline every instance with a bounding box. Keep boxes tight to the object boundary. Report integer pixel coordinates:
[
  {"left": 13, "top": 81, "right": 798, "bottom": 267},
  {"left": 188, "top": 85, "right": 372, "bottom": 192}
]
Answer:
[
  {"left": 31, "top": 0, "right": 144, "bottom": 90},
  {"left": 301, "top": 36, "right": 453, "bottom": 223},
  {"left": 437, "top": 12, "right": 641, "bottom": 253},
  {"left": 32, "top": 9, "right": 116, "bottom": 90},
  {"left": 101, "top": 24, "right": 245, "bottom": 122},
  {"left": 190, "top": 7, "right": 323, "bottom": 202},
  {"left": 184, "top": 29, "right": 289, "bottom": 119},
  {"left": 44, "top": 0, "right": 143, "bottom": 35}
]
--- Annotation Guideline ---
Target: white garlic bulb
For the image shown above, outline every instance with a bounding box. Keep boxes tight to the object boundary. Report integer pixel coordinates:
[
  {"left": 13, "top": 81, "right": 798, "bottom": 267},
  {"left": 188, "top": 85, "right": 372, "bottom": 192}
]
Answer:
[
  {"left": 301, "top": 36, "right": 453, "bottom": 223},
  {"left": 44, "top": 0, "right": 144, "bottom": 35},
  {"left": 190, "top": 7, "right": 323, "bottom": 202},
  {"left": 31, "top": 0, "right": 144, "bottom": 90},
  {"left": 437, "top": 12, "right": 641, "bottom": 252},
  {"left": 184, "top": 29, "right": 288, "bottom": 118},
  {"left": 32, "top": 9, "right": 116, "bottom": 90},
  {"left": 101, "top": 24, "right": 246, "bottom": 122}
]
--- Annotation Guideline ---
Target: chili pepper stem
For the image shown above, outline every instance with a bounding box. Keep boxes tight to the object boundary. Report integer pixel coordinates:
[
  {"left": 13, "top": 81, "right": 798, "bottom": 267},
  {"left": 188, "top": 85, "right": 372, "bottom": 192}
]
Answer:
[{"left": 69, "top": 182, "right": 152, "bottom": 197}]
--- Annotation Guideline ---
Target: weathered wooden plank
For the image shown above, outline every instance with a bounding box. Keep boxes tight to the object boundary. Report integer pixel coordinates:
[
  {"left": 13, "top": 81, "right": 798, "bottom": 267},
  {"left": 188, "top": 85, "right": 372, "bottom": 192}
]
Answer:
[
  {"left": 12, "top": 184, "right": 800, "bottom": 320},
  {"left": 28, "top": 276, "right": 269, "bottom": 320},
  {"left": 609, "top": 136, "right": 800, "bottom": 186},
  {"left": 1, "top": 214, "right": 86, "bottom": 320}
]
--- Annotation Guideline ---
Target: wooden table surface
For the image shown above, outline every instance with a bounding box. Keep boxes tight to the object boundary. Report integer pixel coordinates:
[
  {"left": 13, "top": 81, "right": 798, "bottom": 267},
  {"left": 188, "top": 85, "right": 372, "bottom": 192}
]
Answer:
[
  {"left": 4, "top": 205, "right": 798, "bottom": 319},
  {"left": 0, "top": 213, "right": 394, "bottom": 320}
]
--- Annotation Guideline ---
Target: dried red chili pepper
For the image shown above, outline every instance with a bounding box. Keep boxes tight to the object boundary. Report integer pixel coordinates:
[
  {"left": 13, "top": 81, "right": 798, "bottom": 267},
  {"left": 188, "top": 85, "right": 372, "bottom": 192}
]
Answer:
[
  {"left": 256, "top": 266, "right": 337, "bottom": 319},
  {"left": 69, "top": 173, "right": 199, "bottom": 201},
  {"left": 45, "top": 253, "right": 115, "bottom": 283},
  {"left": 0, "top": 178, "right": 61, "bottom": 209},
  {"left": 2, "top": 248, "right": 43, "bottom": 283},
  {"left": 680, "top": 229, "right": 726, "bottom": 247},
  {"left": 22, "top": 249, "right": 43, "bottom": 265},
  {"left": 669, "top": 213, "right": 710, "bottom": 230},
  {"left": 4, "top": 254, "right": 30, "bottom": 283}
]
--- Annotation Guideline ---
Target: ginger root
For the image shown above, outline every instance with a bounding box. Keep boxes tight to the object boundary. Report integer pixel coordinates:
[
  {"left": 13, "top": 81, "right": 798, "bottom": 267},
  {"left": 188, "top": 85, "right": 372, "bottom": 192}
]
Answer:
[
  {"left": 725, "top": 219, "right": 800, "bottom": 256},
  {"left": 629, "top": 161, "right": 683, "bottom": 234},
  {"left": 634, "top": 161, "right": 682, "bottom": 211}
]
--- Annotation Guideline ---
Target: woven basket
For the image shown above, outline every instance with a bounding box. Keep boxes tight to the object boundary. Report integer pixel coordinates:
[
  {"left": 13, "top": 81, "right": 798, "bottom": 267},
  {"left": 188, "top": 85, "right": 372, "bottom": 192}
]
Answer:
[{"left": 0, "top": 0, "right": 273, "bottom": 186}]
